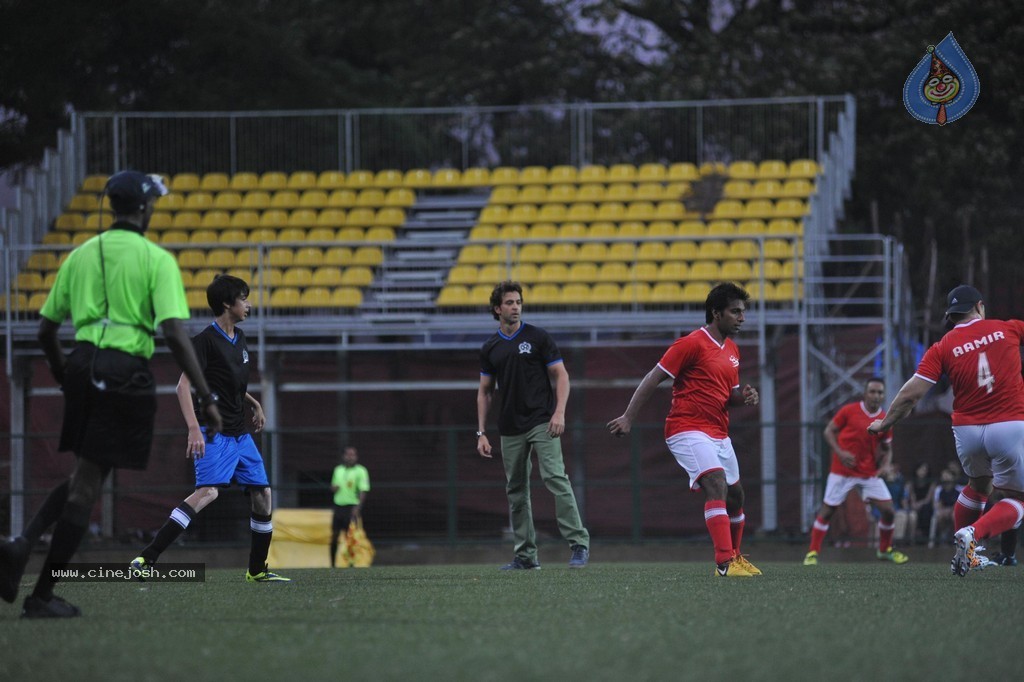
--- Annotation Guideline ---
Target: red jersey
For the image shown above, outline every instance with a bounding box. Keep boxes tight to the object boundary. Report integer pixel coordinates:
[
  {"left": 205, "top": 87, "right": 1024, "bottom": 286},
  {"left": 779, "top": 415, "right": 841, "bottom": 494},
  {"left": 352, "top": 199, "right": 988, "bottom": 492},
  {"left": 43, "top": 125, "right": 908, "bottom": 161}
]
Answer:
[
  {"left": 658, "top": 327, "right": 740, "bottom": 439},
  {"left": 829, "top": 401, "right": 892, "bottom": 478},
  {"left": 914, "top": 318, "right": 1024, "bottom": 426}
]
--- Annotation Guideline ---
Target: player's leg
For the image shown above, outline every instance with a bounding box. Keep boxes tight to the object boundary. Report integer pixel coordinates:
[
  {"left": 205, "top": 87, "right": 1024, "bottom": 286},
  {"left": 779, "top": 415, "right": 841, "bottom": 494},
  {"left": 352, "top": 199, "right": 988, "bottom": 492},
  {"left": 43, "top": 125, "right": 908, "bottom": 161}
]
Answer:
[
  {"left": 499, "top": 433, "right": 539, "bottom": 568},
  {"left": 233, "top": 435, "right": 288, "bottom": 581},
  {"left": 868, "top": 494, "right": 908, "bottom": 563},
  {"left": 0, "top": 479, "right": 70, "bottom": 603},
  {"left": 132, "top": 486, "right": 217, "bottom": 578},
  {"left": 531, "top": 424, "right": 589, "bottom": 566},
  {"left": 329, "top": 505, "right": 354, "bottom": 568},
  {"left": 807, "top": 473, "right": 854, "bottom": 564},
  {"left": 995, "top": 526, "right": 1019, "bottom": 565},
  {"left": 952, "top": 425, "right": 991, "bottom": 531}
]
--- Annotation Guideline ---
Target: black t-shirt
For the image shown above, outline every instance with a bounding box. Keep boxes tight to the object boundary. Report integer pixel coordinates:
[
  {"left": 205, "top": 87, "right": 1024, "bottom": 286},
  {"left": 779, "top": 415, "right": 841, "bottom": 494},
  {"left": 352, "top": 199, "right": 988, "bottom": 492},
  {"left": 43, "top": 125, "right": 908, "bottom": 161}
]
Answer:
[
  {"left": 192, "top": 322, "right": 250, "bottom": 436},
  {"left": 480, "top": 323, "right": 563, "bottom": 436}
]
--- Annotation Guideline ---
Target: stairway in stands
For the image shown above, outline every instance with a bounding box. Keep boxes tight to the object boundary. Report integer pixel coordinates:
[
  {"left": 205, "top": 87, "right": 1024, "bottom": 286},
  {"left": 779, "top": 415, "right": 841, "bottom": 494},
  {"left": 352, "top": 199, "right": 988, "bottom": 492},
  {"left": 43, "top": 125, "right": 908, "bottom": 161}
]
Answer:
[{"left": 360, "top": 192, "right": 488, "bottom": 316}]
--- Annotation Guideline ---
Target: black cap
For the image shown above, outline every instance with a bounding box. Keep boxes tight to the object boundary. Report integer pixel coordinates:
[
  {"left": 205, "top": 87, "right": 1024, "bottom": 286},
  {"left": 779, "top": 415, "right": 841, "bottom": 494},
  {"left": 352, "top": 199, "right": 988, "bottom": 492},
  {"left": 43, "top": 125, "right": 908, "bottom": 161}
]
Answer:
[
  {"left": 105, "top": 171, "right": 169, "bottom": 214},
  {"left": 944, "top": 284, "right": 983, "bottom": 316}
]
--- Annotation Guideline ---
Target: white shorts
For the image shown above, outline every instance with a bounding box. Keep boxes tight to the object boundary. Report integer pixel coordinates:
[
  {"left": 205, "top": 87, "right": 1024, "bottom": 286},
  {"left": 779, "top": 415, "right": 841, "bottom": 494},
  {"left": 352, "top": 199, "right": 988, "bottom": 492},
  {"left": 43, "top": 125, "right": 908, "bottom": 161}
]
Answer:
[
  {"left": 822, "top": 473, "right": 892, "bottom": 507},
  {"left": 952, "top": 421, "right": 1024, "bottom": 493},
  {"left": 666, "top": 431, "right": 740, "bottom": 491}
]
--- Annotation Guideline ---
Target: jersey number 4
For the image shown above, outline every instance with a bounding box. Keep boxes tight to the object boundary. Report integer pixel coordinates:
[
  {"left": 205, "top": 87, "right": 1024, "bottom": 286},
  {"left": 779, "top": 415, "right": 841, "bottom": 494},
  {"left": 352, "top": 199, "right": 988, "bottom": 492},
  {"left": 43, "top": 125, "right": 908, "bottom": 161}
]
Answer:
[{"left": 977, "top": 352, "right": 995, "bottom": 394}]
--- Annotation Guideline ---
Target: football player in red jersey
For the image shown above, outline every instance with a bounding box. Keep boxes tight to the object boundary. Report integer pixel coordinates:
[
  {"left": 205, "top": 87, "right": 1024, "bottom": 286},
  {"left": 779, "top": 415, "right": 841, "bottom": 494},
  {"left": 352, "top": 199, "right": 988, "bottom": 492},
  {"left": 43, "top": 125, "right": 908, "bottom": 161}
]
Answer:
[
  {"left": 803, "top": 378, "right": 909, "bottom": 566},
  {"left": 608, "top": 282, "right": 760, "bottom": 577},
  {"left": 869, "top": 285, "right": 1024, "bottom": 576}
]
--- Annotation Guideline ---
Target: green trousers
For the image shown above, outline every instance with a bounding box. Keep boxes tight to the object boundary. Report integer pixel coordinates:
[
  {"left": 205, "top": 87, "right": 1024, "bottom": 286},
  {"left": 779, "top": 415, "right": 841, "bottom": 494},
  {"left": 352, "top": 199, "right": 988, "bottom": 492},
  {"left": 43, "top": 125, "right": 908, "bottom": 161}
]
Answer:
[{"left": 500, "top": 423, "right": 590, "bottom": 561}]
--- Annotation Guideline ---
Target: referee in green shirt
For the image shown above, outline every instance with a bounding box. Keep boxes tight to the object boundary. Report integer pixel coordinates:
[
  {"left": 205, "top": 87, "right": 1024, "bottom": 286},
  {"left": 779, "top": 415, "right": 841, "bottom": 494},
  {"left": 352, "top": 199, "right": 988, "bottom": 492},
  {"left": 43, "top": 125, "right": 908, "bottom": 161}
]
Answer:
[{"left": 0, "top": 170, "right": 222, "bottom": 618}]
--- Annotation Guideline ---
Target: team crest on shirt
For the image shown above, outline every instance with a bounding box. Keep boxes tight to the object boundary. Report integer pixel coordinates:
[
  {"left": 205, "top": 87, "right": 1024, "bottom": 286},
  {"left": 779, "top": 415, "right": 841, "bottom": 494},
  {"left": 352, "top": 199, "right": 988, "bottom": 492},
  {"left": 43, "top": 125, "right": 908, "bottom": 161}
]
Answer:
[
  {"left": 518, "top": 342, "right": 532, "bottom": 355},
  {"left": 242, "top": 350, "right": 249, "bottom": 364},
  {"left": 729, "top": 355, "right": 739, "bottom": 367}
]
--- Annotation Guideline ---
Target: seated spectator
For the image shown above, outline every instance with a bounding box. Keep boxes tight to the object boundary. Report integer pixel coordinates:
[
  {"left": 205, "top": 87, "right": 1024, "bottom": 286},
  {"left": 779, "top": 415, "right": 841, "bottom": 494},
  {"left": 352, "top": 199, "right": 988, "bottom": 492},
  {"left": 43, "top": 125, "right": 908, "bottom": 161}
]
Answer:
[
  {"left": 929, "top": 470, "right": 959, "bottom": 548},
  {"left": 908, "top": 463, "right": 935, "bottom": 546}
]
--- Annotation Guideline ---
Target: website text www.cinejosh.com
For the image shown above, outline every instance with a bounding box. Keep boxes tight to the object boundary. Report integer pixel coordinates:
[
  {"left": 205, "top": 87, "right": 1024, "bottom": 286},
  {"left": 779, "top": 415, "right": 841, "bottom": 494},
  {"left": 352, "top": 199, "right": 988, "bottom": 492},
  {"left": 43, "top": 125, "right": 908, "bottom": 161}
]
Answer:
[{"left": 50, "top": 563, "right": 206, "bottom": 583}]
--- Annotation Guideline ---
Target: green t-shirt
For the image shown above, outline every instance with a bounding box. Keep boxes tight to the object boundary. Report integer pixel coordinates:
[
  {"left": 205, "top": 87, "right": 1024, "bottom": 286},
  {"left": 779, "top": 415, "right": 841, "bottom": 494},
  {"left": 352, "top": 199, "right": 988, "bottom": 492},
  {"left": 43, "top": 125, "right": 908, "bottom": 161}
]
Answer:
[
  {"left": 40, "top": 227, "right": 189, "bottom": 359},
  {"left": 332, "top": 464, "right": 370, "bottom": 506}
]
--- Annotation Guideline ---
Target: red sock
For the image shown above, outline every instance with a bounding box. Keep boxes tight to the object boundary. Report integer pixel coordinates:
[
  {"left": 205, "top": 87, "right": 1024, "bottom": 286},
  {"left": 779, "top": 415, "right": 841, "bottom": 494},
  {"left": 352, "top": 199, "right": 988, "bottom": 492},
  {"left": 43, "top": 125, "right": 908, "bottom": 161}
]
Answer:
[
  {"left": 730, "top": 510, "right": 745, "bottom": 555},
  {"left": 705, "top": 501, "right": 733, "bottom": 564},
  {"left": 954, "top": 487, "right": 987, "bottom": 531},
  {"left": 971, "top": 500, "right": 1024, "bottom": 540},
  {"left": 878, "top": 521, "right": 894, "bottom": 553},
  {"left": 808, "top": 516, "right": 829, "bottom": 553}
]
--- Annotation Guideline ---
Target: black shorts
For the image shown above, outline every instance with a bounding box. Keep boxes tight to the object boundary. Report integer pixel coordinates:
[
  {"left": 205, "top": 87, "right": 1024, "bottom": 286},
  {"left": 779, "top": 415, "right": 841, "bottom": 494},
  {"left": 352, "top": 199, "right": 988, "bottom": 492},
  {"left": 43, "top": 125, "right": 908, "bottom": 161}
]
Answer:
[
  {"left": 59, "top": 343, "right": 157, "bottom": 470},
  {"left": 332, "top": 505, "right": 357, "bottom": 534}
]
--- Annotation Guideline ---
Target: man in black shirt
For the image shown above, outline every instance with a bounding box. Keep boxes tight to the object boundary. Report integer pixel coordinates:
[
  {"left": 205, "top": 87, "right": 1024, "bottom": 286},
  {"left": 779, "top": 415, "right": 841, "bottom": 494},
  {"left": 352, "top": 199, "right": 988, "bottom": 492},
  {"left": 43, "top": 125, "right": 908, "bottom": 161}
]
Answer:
[
  {"left": 130, "top": 275, "right": 289, "bottom": 582},
  {"left": 477, "top": 281, "right": 590, "bottom": 569}
]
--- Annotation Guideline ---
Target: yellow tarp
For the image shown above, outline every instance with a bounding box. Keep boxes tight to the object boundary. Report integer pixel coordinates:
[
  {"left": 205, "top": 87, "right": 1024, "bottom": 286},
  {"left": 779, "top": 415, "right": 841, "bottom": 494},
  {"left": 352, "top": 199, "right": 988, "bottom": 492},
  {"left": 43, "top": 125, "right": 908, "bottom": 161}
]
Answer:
[{"left": 267, "top": 508, "right": 375, "bottom": 569}]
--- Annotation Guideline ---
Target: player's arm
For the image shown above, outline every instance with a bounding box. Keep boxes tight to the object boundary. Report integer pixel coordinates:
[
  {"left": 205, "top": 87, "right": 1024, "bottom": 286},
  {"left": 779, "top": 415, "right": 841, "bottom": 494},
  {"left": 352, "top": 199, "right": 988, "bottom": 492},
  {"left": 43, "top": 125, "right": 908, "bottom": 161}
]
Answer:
[
  {"left": 875, "top": 440, "right": 893, "bottom": 471},
  {"left": 175, "top": 372, "right": 207, "bottom": 460},
  {"left": 244, "top": 392, "right": 266, "bottom": 432},
  {"left": 476, "top": 373, "right": 496, "bottom": 458},
  {"left": 823, "top": 419, "right": 855, "bottom": 468},
  {"left": 607, "top": 365, "right": 672, "bottom": 436},
  {"left": 868, "top": 376, "right": 932, "bottom": 433},
  {"left": 163, "top": 318, "right": 222, "bottom": 438},
  {"left": 37, "top": 317, "right": 66, "bottom": 385},
  {"left": 547, "top": 361, "right": 570, "bottom": 438},
  {"left": 729, "top": 384, "right": 759, "bottom": 406}
]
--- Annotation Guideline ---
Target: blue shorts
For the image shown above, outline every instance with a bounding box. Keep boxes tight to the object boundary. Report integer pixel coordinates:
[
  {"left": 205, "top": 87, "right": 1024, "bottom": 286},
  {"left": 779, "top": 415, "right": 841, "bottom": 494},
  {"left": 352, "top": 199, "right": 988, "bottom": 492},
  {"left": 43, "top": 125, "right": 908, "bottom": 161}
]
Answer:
[{"left": 194, "top": 431, "right": 270, "bottom": 489}]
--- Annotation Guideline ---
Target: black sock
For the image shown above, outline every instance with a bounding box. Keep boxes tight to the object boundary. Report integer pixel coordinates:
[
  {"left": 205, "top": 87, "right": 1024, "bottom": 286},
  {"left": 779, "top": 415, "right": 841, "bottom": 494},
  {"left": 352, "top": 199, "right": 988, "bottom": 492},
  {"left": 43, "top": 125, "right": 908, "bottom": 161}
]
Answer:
[
  {"left": 329, "top": 532, "right": 340, "bottom": 568},
  {"left": 21, "top": 480, "right": 70, "bottom": 547},
  {"left": 248, "top": 513, "right": 273, "bottom": 575},
  {"left": 32, "top": 500, "right": 91, "bottom": 601},
  {"left": 1001, "top": 527, "right": 1019, "bottom": 558},
  {"left": 141, "top": 503, "right": 197, "bottom": 563}
]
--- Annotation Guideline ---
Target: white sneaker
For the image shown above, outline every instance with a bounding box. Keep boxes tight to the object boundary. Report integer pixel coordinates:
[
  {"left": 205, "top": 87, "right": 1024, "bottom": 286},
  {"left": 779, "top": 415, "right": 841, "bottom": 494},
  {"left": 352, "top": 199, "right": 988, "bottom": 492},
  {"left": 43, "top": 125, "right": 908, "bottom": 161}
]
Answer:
[{"left": 952, "top": 526, "right": 979, "bottom": 577}]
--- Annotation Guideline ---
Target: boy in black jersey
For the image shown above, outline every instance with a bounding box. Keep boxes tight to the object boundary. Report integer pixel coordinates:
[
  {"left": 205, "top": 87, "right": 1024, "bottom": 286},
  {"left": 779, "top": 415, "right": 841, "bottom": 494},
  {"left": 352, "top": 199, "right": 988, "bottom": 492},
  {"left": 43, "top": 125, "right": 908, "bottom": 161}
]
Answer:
[
  {"left": 130, "top": 275, "right": 289, "bottom": 582},
  {"left": 476, "top": 281, "right": 590, "bottom": 569}
]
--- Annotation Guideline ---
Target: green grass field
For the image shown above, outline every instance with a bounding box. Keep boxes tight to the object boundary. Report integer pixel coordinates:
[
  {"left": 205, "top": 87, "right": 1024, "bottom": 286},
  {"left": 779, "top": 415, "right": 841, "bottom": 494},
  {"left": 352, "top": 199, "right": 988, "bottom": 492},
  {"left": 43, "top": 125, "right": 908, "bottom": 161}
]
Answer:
[{"left": 1, "top": 562, "right": 1021, "bottom": 681}]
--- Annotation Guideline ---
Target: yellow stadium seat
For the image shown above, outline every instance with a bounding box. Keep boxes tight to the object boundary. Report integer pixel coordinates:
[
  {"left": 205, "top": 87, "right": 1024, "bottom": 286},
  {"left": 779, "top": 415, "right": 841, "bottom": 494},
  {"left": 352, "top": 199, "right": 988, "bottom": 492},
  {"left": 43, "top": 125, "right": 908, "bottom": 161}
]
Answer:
[
  {"left": 229, "top": 173, "right": 259, "bottom": 191},
  {"left": 181, "top": 192, "right": 212, "bottom": 211},
  {"left": 199, "top": 173, "right": 229, "bottom": 192},
  {"left": 595, "top": 202, "right": 626, "bottom": 222},
  {"left": 743, "top": 199, "right": 775, "bottom": 219},
  {"left": 145, "top": 213, "right": 172, "bottom": 231},
  {"left": 567, "top": 262, "right": 599, "bottom": 283},
  {"left": 297, "top": 287, "right": 331, "bottom": 308},
  {"left": 757, "top": 160, "right": 788, "bottom": 179},
  {"left": 767, "top": 218, "right": 802, "bottom": 235},
  {"left": 234, "top": 250, "right": 260, "bottom": 269},
  {"left": 197, "top": 249, "right": 230, "bottom": 270},
  {"left": 720, "top": 260, "right": 753, "bottom": 281},
  {"left": 655, "top": 201, "right": 686, "bottom": 221},
  {"left": 210, "top": 191, "right": 241, "bottom": 211},
  {"left": 788, "top": 159, "right": 820, "bottom": 179},
  {"left": 266, "top": 247, "right": 295, "bottom": 268},
  {"left": 722, "top": 181, "right": 752, "bottom": 199},
  {"left": 259, "top": 209, "right": 289, "bottom": 230},
  {"left": 169, "top": 212, "right": 200, "bottom": 231},
  {"left": 587, "top": 222, "right": 616, "bottom": 240},
  {"left": 764, "top": 239, "right": 796, "bottom": 259},
  {"left": 650, "top": 281, "right": 683, "bottom": 302},
  {"left": 55, "top": 213, "right": 86, "bottom": 231},
  {"left": 700, "top": 161, "right": 727, "bottom": 176},
  {"left": 69, "top": 194, "right": 99, "bottom": 212},
  {"left": 625, "top": 201, "right": 655, "bottom": 221},
  {"left": 637, "top": 163, "right": 667, "bottom": 182},
  {"left": 560, "top": 283, "right": 591, "bottom": 304},
  {"left": 25, "top": 251, "right": 59, "bottom": 272},
  {"left": 341, "top": 266, "right": 374, "bottom": 286},
  {"left": 698, "top": 240, "right": 729, "bottom": 260},
  {"left": 288, "top": 209, "right": 319, "bottom": 229},
  {"left": 403, "top": 169, "right": 435, "bottom": 188},
  {"left": 171, "top": 173, "right": 201, "bottom": 193},
  {"left": 160, "top": 230, "right": 189, "bottom": 245},
  {"left": 617, "top": 221, "right": 645, "bottom": 239},
  {"left": 268, "top": 287, "right": 301, "bottom": 309},
  {"left": 518, "top": 166, "right": 549, "bottom": 185},
  {"left": 647, "top": 221, "right": 677, "bottom": 239},
  {"left": 667, "top": 241, "right": 699, "bottom": 260},
  {"left": 711, "top": 200, "right": 745, "bottom": 220},
  {"left": 529, "top": 283, "right": 560, "bottom": 305},
  {"left": 241, "top": 191, "right": 272, "bottom": 210},
  {"left": 493, "top": 167, "right": 525, "bottom": 186},
  {"left": 230, "top": 210, "right": 261, "bottom": 230},
  {"left": 317, "top": 170, "right": 347, "bottom": 189},
  {"left": 16, "top": 272, "right": 45, "bottom": 291},
  {"left": 636, "top": 242, "right": 668, "bottom": 262},
  {"left": 186, "top": 289, "right": 209, "bottom": 310},
  {"left": 736, "top": 219, "right": 767, "bottom": 236},
  {"left": 665, "top": 181, "right": 692, "bottom": 199},
  {"left": 728, "top": 240, "right": 759, "bottom": 260},
  {"left": 432, "top": 169, "right": 462, "bottom": 188},
  {"left": 311, "top": 267, "right": 344, "bottom": 287},
  {"left": 476, "top": 263, "right": 505, "bottom": 285},
  {"left": 277, "top": 227, "right": 307, "bottom": 243},
  {"left": 356, "top": 189, "right": 386, "bottom": 207},
  {"left": 578, "top": 165, "right": 608, "bottom": 183},
  {"left": 589, "top": 282, "right": 621, "bottom": 304},
  {"left": 373, "top": 169, "right": 404, "bottom": 188},
  {"left": 544, "top": 165, "right": 575, "bottom": 184},
  {"left": 779, "top": 179, "right": 814, "bottom": 199},
  {"left": 546, "top": 184, "right": 577, "bottom": 204},
  {"left": 353, "top": 246, "right": 383, "bottom": 266},
  {"left": 577, "top": 242, "right": 608, "bottom": 262},
  {"left": 629, "top": 262, "right": 660, "bottom": 283},
  {"left": 748, "top": 180, "right": 782, "bottom": 199},
  {"left": 774, "top": 199, "right": 808, "bottom": 219},
  {"left": 598, "top": 261, "right": 630, "bottom": 282},
  {"left": 678, "top": 220, "right": 706, "bottom": 237},
  {"left": 306, "top": 227, "right": 335, "bottom": 242},
  {"left": 384, "top": 188, "right": 415, "bottom": 207},
  {"left": 468, "top": 225, "right": 499, "bottom": 241},
  {"left": 43, "top": 232, "right": 71, "bottom": 245},
  {"left": 271, "top": 191, "right": 301, "bottom": 210},
  {"left": 515, "top": 186, "right": 547, "bottom": 205},
  {"left": 727, "top": 161, "right": 758, "bottom": 180},
  {"left": 81, "top": 175, "right": 108, "bottom": 193},
  {"left": 743, "top": 280, "right": 776, "bottom": 301},
  {"left": 346, "top": 208, "right": 376, "bottom": 227},
  {"left": 448, "top": 264, "right": 478, "bottom": 285},
  {"left": 781, "top": 260, "right": 804, "bottom": 279},
  {"left": 575, "top": 184, "right": 605, "bottom": 203},
  {"left": 681, "top": 282, "right": 711, "bottom": 302},
  {"left": 668, "top": 163, "right": 699, "bottom": 182},
  {"left": 188, "top": 229, "right": 218, "bottom": 245},
  {"left": 294, "top": 247, "right": 324, "bottom": 267},
  {"left": 366, "top": 226, "right": 396, "bottom": 242},
  {"left": 528, "top": 223, "right": 558, "bottom": 240},
  {"left": 461, "top": 167, "right": 491, "bottom": 187},
  {"left": 282, "top": 267, "right": 313, "bottom": 287},
  {"left": 332, "top": 287, "right": 363, "bottom": 308},
  {"left": 706, "top": 220, "right": 736, "bottom": 237},
  {"left": 555, "top": 222, "right": 585, "bottom": 240},
  {"left": 287, "top": 171, "right": 318, "bottom": 191},
  {"left": 620, "top": 282, "right": 652, "bottom": 304},
  {"left": 72, "top": 231, "right": 98, "bottom": 245},
  {"left": 771, "top": 280, "right": 800, "bottom": 302},
  {"left": 327, "top": 189, "right": 357, "bottom": 208},
  {"left": 479, "top": 206, "right": 509, "bottom": 225},
  {"left": 324, "top": 246, "right": 354, "bottom": 266},
  {"left": 606, "top": 242, "right": 636, "bottom": 262},
  {"left": 518, "top": 243, "right": 548, "bottom": 263},
  {"left": 605, "top": 183, "right": 635, "bottom": 202},
  {"left": 490, "top": 186, "right": 518, "bottom": 205},
  {"left": 608, "top": 164, "right": 637, "bottom": 182},
  {"left": 537, "top": 263, "right": 570, "bottom": 283},
  {"left": 258, "top": 172, "right": 288, "bottom": 192},
  {"left": 496, "top": 223, "right": 527, "bottom": 242},
  {"left": 200, "top": 210, "right": 231, "bottom": 231},
  {"left": 547, "top": 242, "right": 578, "bottom": 262},
  {"left": 437, "top": 285, "right": 472, "bottom": 307},
  {"left": 299, "top": 190, "right": 330, "bottom": 209},
  {"left": 752, "top": 260, "right": 784, "bottom": 280},
  {"left": 535, "top": 205, "right": 565, "bottom": 224},
  {"left": 218, "top": 229, "right": 248, "bottom": 244},
  {"left": 634, "top": 183, "right": 665, "bottom": 201}
]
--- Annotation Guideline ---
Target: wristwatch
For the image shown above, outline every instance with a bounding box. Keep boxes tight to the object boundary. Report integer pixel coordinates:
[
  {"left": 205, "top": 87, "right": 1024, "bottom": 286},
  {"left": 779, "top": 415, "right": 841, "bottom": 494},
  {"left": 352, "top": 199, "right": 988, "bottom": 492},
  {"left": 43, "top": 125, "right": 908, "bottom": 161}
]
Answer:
[
  {"left": 475, "top": 431, "right": 485, "bottom": 438},
  {"left": 198, "top": 392, "right": 220, "bottom": 408}
]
